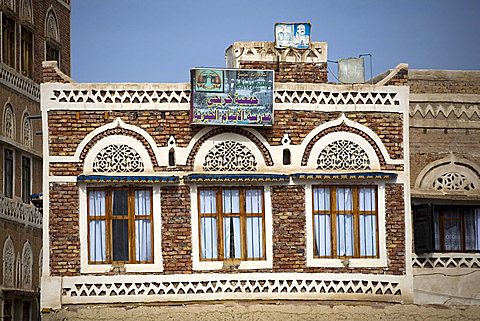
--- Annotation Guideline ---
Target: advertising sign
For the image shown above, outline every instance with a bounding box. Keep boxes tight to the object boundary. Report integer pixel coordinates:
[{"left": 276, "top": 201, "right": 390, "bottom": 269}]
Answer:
[
  {"left": 275, "top": 22, "right": 311, "bottom": 49},
  {"left": 190, "top": 68, "right": 274, "bottom": 126}
]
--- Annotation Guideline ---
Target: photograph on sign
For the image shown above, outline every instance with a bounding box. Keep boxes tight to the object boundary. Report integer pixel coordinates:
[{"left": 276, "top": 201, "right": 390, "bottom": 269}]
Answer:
[
  {"left": 275, "top": 22, "right": 311, "bottom": 49},
  {"left": 190, "top": 68, "right": 274, "bottom": 126}
]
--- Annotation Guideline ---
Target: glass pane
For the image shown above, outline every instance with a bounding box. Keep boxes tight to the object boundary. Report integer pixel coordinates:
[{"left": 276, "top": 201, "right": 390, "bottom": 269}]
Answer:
[
  {"left": 359, "top": 187, "right": 376, "bottom": 211},
  {"left": 433, "top": 207, "right": 440, "bottom": 251},
  {"left": 89, "top": 191, "right": 106, "bottom": 217},
  {"left": 200, "top": 217, "right": 217, "bottom": 259},
  {"left": 246, "top": 217, "right": 263, "bottom": 258},
  {"left": 112, "top": 190, "right": 129, "bottom": 216},
  {"left": 337, "top": 214, "right": 354, "bottom": 256},
  {"left": 360, "top": 214, "right": 377, "bottom": 256},
  {"left": 223, "top": 216, "right": 241, "bottom": 259},
  {"left": 444, "top": 210, "right": 461, "bottom": 251},
  {"left": 336, "top": 188, "right": 353, "bottom": 211},
  {"left": 223, "top": 189, "right": 240, "bottom": 214},
  {"left": 112, "top": 219, "right": 129, "bottom": 261},
  {"left": 200, "top": 190, "right": 216, "bottom": 214},
  {"left": 314, "top": 214, "right": 331, "bottom": 256},
  {"left": 246, "top": 189, "right": 262, "bottom": 214},
  {"left": 313, "top": 187, "right": 330, "bottom": 211},
  {"left": 135, "top": 190, "right": 151, "bottom": 215},
  {"left": 135, "top": 219, "right": 151, "bottom": 261},
  {"left": 476, "top": 209, "right": 480, "bottom": 251},
  {"left": 89, "top": 220, "right": 106, "bottom": 262}
]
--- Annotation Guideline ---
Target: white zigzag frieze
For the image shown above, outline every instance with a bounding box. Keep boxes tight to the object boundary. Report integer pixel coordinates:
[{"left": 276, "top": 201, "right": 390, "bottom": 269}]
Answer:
[
  {"left": 410, "top": 103, "right": 480, "bottom": 119},
  {"left": 412, "top": 254, "right": 480, "bottom": 269}
]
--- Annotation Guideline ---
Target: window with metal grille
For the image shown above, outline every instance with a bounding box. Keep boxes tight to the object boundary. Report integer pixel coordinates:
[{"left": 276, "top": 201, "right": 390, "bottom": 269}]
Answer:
[
  {"left": 312, "top": 186, "right": 378, "bottom": 258},
  {"left": 198, "top": 187, "right": 265, "bottom": 261},
  {"left": 87, "top": 187, "right": 153, "bottom": 264}
]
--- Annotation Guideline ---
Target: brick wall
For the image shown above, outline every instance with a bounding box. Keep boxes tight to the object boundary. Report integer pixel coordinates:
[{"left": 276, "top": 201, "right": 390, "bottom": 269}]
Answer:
[
  {"left": 49, "top": 182, "right": 80, "bottom": 276},
  {"left": 239, "top": 61, "right": 328, "bottom": 83},
  {"left": 409, "top": 70, "right": 480, "bottom": 94}
]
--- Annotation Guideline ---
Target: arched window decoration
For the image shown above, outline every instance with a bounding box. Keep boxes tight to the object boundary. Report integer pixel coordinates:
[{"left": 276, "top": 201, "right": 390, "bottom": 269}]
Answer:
[
  {"left": 203, "top": 141, "right": 257, "bottom": 171},
  {"left": 3, "top": 237, "right": 15, "bottom": 287},
  {"left": 45, "top": 10, "right": 59, "bottom": 41},
  {"left": 21, "top": 242, "right": 32, "bottom": 289},
  {"left": 20, "top": 0, "right": 33, "bottom": 22},
  {"left": 317, "top": 140, "right": 370, "bottom": 171},
  {"left": 4, "top": 104, "right": 15, "bottom": 140},
  {"left": 4, "top": 0, "right": 14, "bottom": 10},
  {"left": 92, "top": 144, "right": 144, "bottom": 173},
  {"left": 22, "top": 113, "right": 33, "bottom": 147},
  {"left": 433, "top": 172, "right": 476, "bottom": 192}
]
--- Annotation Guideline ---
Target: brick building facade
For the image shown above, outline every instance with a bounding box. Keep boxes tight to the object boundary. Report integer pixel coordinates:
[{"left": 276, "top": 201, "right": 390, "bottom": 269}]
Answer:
[
  {"left": 40, "top": 41, "right": 413, "bottom": 316},
  {"left": 0, "top": 1, "right": 70, "bottom": 320}
]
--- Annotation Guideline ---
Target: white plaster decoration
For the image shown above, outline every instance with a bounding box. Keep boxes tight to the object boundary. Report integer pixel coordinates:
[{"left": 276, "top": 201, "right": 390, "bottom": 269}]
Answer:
[
  {"left": 22, "top": 241, "right": 33, "bottom": 289},
  {"left": 167, "top": 136, "right": 176, "bottom": 147},
  {"left": 0, "top": 195, "right": 42, "bottom": 228},
  {"left": 414, "top": 154, "right": 480, "bottom": 195},
  {"left": 15, "top": 254, "right": 21, "bottom": 288},
  {"left": 307, "top": 132, "right": 380, "bottom": 170},
  {"left": 194, "top": 133, "right": 266, "bottom": 172},
  {"left": 78, "top": 184, "right": 164, "bottom": 273},
  {"left": 203, "top": 141, "right": 257, "bottom": 172},
  {"left": 3, "top": 236, "right": 15, "bottom": 287},
  {"left": 0, "top": 64, "right": 40, "bottom": 101},
  {"left": 60, "top": 273, "right": 406, "bottom": 305},
  {"left": 317, "top": 140, "right": 370, "bottom": 171},
  {"left": 190, "top": 185, "right": 273, "bottom": 271},
  {"left": 305, "top": 183, "right": 388, "bottom": 268},
  {"left": 433, "top": 172, "right": 475, "bottom": 191},
  {"left": 412, "top": 253, "right": 480, "bottom": 269},
  {"left": 281, "top": 133, "right": 291, "bottom": 146},
  {"left": 4, "top": 0, "right": 13, "bottom": 10},
  {"left": 22, "top": 113, "right": 33, "bottom": 147},
  {"left": 92, "top": 144, "right": 144, "bottom": 173},
  {"left": 21, "top": 0, "right": 33, "bottom": 22},
  {"left": 83, "top": 135, "right": 153, "bottom": 174},
  {"left": 3, "top": 104, "right": 15, "bottom": 140},
  {"left": 46, "top": 10, "right": 59, "bottom": 41},
  {"left": 410, "top": 103, "right": 480, "bottom": 120}
]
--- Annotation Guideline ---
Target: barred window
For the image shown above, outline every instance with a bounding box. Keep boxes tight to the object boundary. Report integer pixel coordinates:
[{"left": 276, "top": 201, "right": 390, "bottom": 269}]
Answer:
[
  {"left": 198, "top": 187, "right": 265, "bottom": 261},
  {"left": 313, "top": 186, "right": 378, "bottom": 258},
  {"left": 88, "top": 187, "right": 153, "bottom": 264}
]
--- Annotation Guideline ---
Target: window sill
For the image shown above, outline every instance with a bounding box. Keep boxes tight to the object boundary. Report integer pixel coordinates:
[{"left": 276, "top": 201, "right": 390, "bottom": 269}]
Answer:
[
  {"left": 80, "top": 262, "right": 163, "bottom": 274},
  {"left": 193, "top": 259, "right": 272, "bottom": 271},
  {"left": 307, "top": 257, "right": 388, "bottom": 268}
]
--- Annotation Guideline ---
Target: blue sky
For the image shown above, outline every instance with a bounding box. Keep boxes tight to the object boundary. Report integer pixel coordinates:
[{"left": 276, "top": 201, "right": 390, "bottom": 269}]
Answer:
[{"left": 71, "top": 0, "right": 480, "bottom": 83}]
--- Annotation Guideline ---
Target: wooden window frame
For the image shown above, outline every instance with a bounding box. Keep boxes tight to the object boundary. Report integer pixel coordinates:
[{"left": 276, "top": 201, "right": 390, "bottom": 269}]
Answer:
[
  {"left": 198, "top": 186, "right": 266, "bottom": 262},
  {"left": 4, "top": 148, "right": 14, "bottom": 198},
  {"left": 436, "top": 206, "right": 480, "bottom": 253},
  {"left": 87, "top": 187, "right": 154, "bottom": 265},
  {"left": 312, "top": 185, "right": 379, "bottom": 259},
  {"left": 45, "top": 40, "right": 60, "bottom": 65},
  {"left": 2, "top": 14, "right": 16, "bottom": 69},
  {"left": 20, "top": 25, "right": 33, "bottom": 78},
  {"left": 21, "top": 155, "right": 30, "bottom": 203}
]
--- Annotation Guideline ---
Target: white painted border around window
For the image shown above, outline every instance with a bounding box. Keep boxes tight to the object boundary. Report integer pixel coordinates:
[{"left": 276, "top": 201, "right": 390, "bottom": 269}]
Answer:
[
  {"left": 78, "top": 183, "right": 163, "bottom": 273},
  {"left": 190, "top": 185, "right": 273, "bottom": 271},
  {"left": 304, "top": 182, "right": 388, "bottom": 268}
]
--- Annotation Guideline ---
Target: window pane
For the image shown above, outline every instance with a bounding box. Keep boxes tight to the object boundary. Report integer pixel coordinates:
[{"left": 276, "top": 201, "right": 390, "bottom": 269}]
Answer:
[
  {"left": 476, "top": 209, "right": 480, "bottom": 251},
  {"left": 22, "top": 301, "right": 30, "bottom": 321},
  {"left": 200, "top": 190, "right": 216, "bottom": 214},
  {"left": 112, "top": 190, "right": 129, "bottom": 216},
  {"left": 336, "top": 188, "right": 353, "bottom": 211},
  {"left": 4, "top": 149, "right": 13, "bottom": 198},
  {"left": 337, "top": 214, "right": 354, "bottom": 256},
  {"left": 314, "top": 214, "right": 331, "bottom": 256},
  {"left": 223, "top": 216, "right": 241, "bottom": 259},
  {"left": 360, "top": 214, "right": 377, "bottom": 256},
  {"left": 22, "top": 157, "right": 31, "bottom": 203},
  {"left": 444, "top": 210, "right": 461, "bottom": 251},
  {"left": 89, "top": 191, "right": 106, "bottom": 216},
  {"left": 89, "top": 220, "right": 106, "bottom": 262},
  {"left": 135, "top": 219, "right": 151, "bottom": 261},
  {"left": 200, "top": 217, "right": 217, "bottom": 259},
  {"left": 245, "top": 189, "right": 262, "bottom": 214},
  {"left": 313, "top": 187, "right": 330, "bottom": 211},
  {"left": 135, "top": 190, "right": 151, "bottom": 215},
  {"left": 359, "top": 187, "right": 376, "bottom": 211},
  {"left": 433, "top": 207, "right": 440, "bottom": 251},
  {"left": 223, "top": 189, "right": 240, "bottom": 213},
  {"left": 246, "top": 217, "right": 263, "bottom": 258},
  {"left": 464, "top": 208, "right": 480, "bottom": 251},
  {"left": 112, "top": 220, "right": 129, "bottom": 261}
]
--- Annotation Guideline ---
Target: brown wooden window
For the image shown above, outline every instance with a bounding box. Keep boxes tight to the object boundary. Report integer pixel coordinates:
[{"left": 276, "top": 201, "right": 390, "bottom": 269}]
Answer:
[
  {"left": 45, "top": 42, "right": 59, "bottom": 63},
  {"left": 198, "top": 187, "right": 265, "bottom": 261},
  {"left": 3, "top": 300, "right": 12, "bottom": 321},
  {"left": 21, "top": 156, "right": 31, "bottom": 203},
  {"left": 4, "top": 148, "right": 13, "bottom": 198},
  {"left": 312, "top": 186, "right": 378, "bottom": 258},
  {"left": 20, "top": 27, "right": 33, "bottom": 78},
  {"left": 2, "top": 15, "right": 15, "bottom": 68},
  {"left": 87, "top": 187, "right": 153, "bottom": 264}
]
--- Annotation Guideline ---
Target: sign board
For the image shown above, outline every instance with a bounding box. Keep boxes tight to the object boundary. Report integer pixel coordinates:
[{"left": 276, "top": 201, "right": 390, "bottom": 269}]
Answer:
[
  {"left": 275, "top": 22, "right": 311, "bottom": 49},
  {"left": 190, "top": 68, "right": 274, "bottom": 126}
]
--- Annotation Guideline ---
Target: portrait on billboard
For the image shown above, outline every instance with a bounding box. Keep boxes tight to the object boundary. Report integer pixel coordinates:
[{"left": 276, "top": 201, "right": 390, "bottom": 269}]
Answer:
[{"left": 275, "top": 22, "right": 311, "bottom": 49}]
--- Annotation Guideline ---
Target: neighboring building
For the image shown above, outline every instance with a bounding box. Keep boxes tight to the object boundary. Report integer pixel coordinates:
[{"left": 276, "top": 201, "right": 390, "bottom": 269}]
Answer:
[
  {"left": 0, "top": 1, "right": 70, "bottom": 320},
  {"left": 40, "top": 40, "right": 413, "bottom": 317},
  {"left": 408, "top": 70, "right": 480, "bottom": 304}
]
